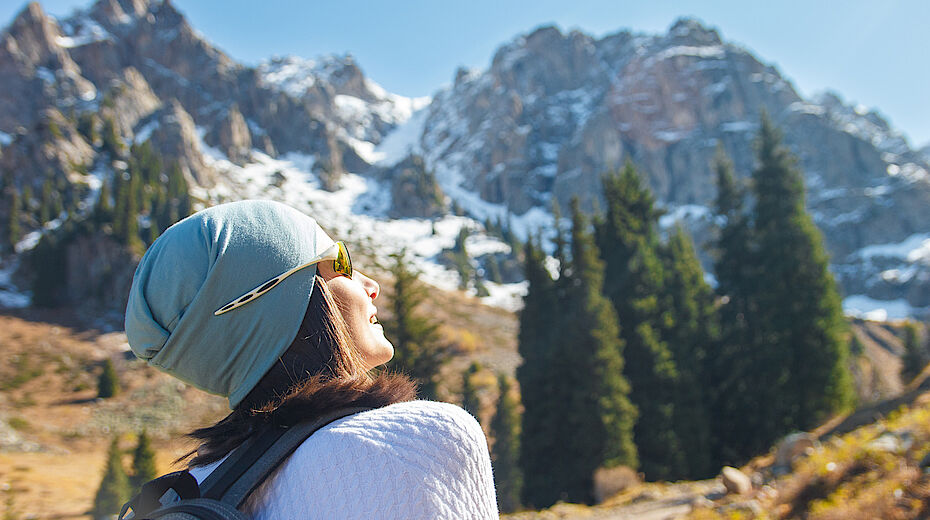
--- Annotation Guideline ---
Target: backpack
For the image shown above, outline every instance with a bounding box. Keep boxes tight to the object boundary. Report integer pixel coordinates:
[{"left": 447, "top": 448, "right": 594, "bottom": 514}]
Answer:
[{"left": 118, "top": 407, "right": 370, "bottom": 520}]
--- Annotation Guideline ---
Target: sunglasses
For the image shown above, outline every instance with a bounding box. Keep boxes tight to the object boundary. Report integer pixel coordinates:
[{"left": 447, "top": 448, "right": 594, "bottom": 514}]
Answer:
[{"left": 214, "top": 241, "right": 352, "bottom": 316}]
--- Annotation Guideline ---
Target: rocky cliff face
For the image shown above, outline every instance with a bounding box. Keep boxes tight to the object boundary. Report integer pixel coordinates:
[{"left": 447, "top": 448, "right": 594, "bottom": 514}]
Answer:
[
  {"left": 0, "top": 3, "right": 927, "bottom": 316},
  {"left": 0, "top": 0, "right": 419, "bottom": 197},
  {"left": 416, "top": 20, "right": 930, "bottom": 314}
]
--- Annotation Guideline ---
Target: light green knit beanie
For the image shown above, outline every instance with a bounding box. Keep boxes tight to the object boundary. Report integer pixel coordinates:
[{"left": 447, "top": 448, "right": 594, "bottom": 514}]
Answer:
[{"left": 124, "top": 200, "right": 336, "bottom": 409}]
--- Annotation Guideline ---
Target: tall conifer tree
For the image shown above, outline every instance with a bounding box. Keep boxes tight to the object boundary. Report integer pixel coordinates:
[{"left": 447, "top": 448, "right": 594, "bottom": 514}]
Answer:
[
  {"left": 595, "top": 163, "right": 681, "bottom": 480},
  {"left": 98, "top": 359, "right": 120, "bottom": 399},
  {"left": 517, "top": 237, "right": 561, "bottom": 507},
  {"left": 751, "top": 114, "right": 854, "bottom": 433},
  {"left": 659, "top": 225, "right": 717, "bottom": 478},
  {"left": 900, "top": 322, "right": 926, "bottom": 384},
  {"left": 130, "top": 430, "right": 157, "bottom": 492},
  {"left": 383, "top": 250, "right": 449, "bottom": 399},
  {"left": 710, "top": 146, "right": 763, "bottom": 462},
  {"left": 30, "top": 233, "right": 67, "bottom": 307},
  {"left": 542, "top": 199, "right": 637, "bottom": 504},
  {"left": 93, "top": 437, "right": 131, "bottom": 519},
  {"left": 6, "top": 189, "right": 20, "bottom": 252},
  {"left": 461, "top": 361, "right": 482, "bottom": 419},
  {"left": 490, "top": 373, "right": 522, "bottom": 513}
]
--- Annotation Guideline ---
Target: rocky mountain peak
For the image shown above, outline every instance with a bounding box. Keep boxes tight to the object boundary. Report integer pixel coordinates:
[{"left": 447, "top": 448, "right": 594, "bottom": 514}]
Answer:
[
  {"left": 4, "top": 2, "right": 63, "bottom": 66},
  {"left": 88, "top": 0, "right": 157, "bottom": 25},
  {"left": 524, "top": 25, "right": 562, "bottom": 47},
  {"left": 666, "top": 17, "right": 722, "bottom": 46},
  {"left": 314, "top": 54, "right": 370, "bottom": 99}
]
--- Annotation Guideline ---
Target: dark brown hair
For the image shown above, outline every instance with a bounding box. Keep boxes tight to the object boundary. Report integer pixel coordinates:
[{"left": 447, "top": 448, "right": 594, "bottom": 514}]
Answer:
[{"left": 182, "top": 275, "right": 416, "bottom": 467}]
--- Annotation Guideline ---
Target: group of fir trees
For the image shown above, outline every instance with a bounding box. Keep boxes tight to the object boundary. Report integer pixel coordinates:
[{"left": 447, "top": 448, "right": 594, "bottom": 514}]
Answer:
[
  {"left": 516, "top": 114, "right": 855, "bottom": 506},
  {"left": 28, "top": 139, "right": 193, "bottom": 307},
  {"left": 594, "top": 161, "right": 715, "bottom": 481},
  {"left": 518, "top": 200, "right": 638, "bottom": 508},
  {"left": 710, "top": 116, "right": 854, "bottom": 463},
  {"left": 458, "top": 363, "right": 523, "bottom": 513},
  {"left": 93, "top": 432, "right": 158, "bottom": 519},
  {"left": 95, "top": 140, "right": 192, "bottom": 253}
]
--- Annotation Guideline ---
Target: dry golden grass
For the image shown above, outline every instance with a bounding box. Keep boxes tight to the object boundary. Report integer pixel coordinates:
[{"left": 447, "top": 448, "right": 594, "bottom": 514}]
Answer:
[{"left": 0, "top": 281, "right": 518, "bottom": 518}]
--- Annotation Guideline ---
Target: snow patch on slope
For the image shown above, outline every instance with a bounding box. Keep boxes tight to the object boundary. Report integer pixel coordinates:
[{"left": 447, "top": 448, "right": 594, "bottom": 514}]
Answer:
[
  {"left": 843, "top": 295, "right": 923, "bottom": 322},
  {"left": 854, "top": 233, "right": 930, "bottom": 263},
  {"left": 197, "top": 135, "right": 526, "bottom": 310}
]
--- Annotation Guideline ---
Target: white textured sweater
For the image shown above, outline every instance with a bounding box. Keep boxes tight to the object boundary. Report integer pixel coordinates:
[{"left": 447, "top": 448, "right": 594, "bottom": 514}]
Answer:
[{"left": 189, "top": 400, "right": 498, "bottom": 519}]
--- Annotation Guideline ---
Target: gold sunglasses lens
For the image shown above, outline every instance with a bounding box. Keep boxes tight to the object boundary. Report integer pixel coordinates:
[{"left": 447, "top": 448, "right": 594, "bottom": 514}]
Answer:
[{"left": 334, "top": 242, "right": 352, "bottom": 278}]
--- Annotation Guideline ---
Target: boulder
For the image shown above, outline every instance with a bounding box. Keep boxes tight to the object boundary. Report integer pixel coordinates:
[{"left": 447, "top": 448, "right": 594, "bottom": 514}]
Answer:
[
  {"left": 774, "top": 432, "right": 819, "bottom": 470},
  {"left": 720, "top": 466, "right": 752, "bottom": 495}
]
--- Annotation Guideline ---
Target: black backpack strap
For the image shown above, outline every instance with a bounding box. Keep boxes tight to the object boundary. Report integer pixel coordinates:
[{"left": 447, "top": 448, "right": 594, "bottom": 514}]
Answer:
[
  {"left": 200, "top": 406, "right": 371, "bottom": 508},
  {"left": 118, "top": 470, "right": 202, "bottom": 519}
]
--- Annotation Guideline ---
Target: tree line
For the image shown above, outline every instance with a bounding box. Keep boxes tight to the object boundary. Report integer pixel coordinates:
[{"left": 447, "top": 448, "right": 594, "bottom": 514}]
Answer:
[
  {"left": 29, "top": 136, "right": 192, "bottom": 307},
  {"left": 516, "top": 115, "right": 856, "bottom": 508}
]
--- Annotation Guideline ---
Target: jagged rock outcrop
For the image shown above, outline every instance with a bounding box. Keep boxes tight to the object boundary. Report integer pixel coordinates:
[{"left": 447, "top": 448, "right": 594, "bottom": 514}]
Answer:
[
  {"left": 0, "top": 2, "right": 96, "bottom": 132},
  {"left": 419, "top": 19, "right": 930, "bottom": 312},
  {"left": 100, "top": 66, "right": 161, "bottom": 138},
  {"left": 384, "top": 154, "right": 445, "bottom": 218},
  {"left": 0, "top": 107, "right": 95, "bottom": 194},
  {"left": 141, "top": 100, "right": 214, "bottom": 186},
  {"left": 207, "top": 104, "right": 251, "bottom": 165}
]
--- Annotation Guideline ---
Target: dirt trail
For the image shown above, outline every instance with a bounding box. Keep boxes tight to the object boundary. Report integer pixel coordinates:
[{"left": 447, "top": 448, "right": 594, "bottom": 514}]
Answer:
[{"left": 505, "top": 480, "right": 722, "bottom": 520}]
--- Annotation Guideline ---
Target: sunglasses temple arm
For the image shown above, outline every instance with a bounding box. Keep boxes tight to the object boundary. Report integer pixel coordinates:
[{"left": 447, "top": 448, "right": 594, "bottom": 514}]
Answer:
[
  {"left": 214, "top": 260, "right": 322, "bottom": 315},
  {"left": 214, "top": 243, "right": 340, "bottom": 315}
]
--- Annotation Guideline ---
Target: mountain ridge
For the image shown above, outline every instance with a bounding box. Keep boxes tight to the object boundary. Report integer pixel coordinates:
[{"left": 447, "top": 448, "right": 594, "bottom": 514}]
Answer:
[{"left": 0, "top": 1, "right": 928, "bottom": 319}]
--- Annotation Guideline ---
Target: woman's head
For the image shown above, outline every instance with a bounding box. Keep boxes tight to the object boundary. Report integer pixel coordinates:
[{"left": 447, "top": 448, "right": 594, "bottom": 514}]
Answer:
[
  {"left": 317, "top": 261, "right": 394, "bottom": 370},
  {"left": 124, "top": 200, "right": 393, "bottom": 409}
]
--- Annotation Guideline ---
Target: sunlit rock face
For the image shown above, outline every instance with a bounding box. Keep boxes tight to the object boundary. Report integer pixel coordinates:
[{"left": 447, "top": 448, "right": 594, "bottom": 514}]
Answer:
[
  {"left": 419, "top": 19, "right": 930, "bottom": 313},
  {"left": 0, "top": 3, "right": 927, "bottom": 315}
]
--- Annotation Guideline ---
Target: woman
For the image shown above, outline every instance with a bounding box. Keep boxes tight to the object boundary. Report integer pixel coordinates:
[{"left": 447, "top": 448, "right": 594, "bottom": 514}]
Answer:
[{"left": 124, "top": 200, "right": 498, "bottom": 519}]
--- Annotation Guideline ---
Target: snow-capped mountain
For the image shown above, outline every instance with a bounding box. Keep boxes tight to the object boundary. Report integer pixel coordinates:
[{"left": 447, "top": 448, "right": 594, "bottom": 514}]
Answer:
[
  {"left": 0, "top": 1, "right": 927, "bottom": 319},
  {"left": 414, "top": 20, "right": 930, "bottom": 319}
]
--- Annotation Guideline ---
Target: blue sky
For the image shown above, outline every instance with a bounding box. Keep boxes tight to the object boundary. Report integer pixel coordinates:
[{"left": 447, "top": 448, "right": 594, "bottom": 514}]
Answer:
[{"left": 4, "top": 0, "right": 929, "bottom": 146}]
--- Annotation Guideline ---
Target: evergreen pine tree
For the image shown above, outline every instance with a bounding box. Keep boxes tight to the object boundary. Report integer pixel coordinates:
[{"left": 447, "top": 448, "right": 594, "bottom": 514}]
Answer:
[
  {"left": 900, "top": 322, "right": 926, "bottom": 384},
  {"left": 594, "top": 163, "right": 681, "bottom": 481},
  {"left": 93, "top": 436, "right": 131, "bottom": 519},
  {"left": 485, "top": 254, "right": 503, "bottom": 284},
  {"left": 383, "top": 250, "right": 450, "bottom": 399},
  {"left": 516, "top": 236, "right": 561, "bottom": 508},
  {"left": 490, "top": 373, "right": 522, "bottom": 513},
  {"left": 98, "top": 359, "right": 120, "bottom": 399},
  {"left": 130, "top": 431, "right": 158, "bottom": 492},
  {"left": 6, "top": 189, "right": 20, "bottom": 252},
  {"left": 527, "top": 200, "right": 637, "bottom": 505},
  {"left": 30, "top": 233, "right": 67, "bottom": 307},
  {"left": 566, "top": 198, "right": 638, "bottom": 477},
  {"left": 101, "top": 117, "right": 123, "bottom": 158},
  {"left": 750, "top": 114, "right": 854, "bottom": 434},
  {"left": 451, "top": 227, "right": 472, "bottom": 290},
  {"left": 461, "top": 362, "right": 482, "bottom": 419},
  {"left": 39, "top": 179, "right": 53, "bottom": 224},
  {"left": 658, "top": 225, "right": 717, "bottom": 478},
  {"left": 709, "top": 145, "right": 762, "bottom": 463},
  {"left": 21, "top": 185, "right": 33, "bottom": 215},
  {"left": 115, "top": 169, "right": 142, "bottom": 252}
]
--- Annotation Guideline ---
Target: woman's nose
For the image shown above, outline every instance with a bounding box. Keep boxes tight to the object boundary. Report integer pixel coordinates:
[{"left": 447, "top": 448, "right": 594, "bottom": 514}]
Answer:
[{"left": 360, "top": 272, "right": 380, "bottom": 300}]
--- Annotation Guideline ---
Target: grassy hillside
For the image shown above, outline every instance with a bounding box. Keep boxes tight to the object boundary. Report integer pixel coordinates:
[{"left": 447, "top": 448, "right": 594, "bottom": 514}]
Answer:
[
  {"left": 0, "top": 300, "right": 921, "bottom": 519},
  {"left": 0, "top": 283, "right": 518, "bottom": 519}
]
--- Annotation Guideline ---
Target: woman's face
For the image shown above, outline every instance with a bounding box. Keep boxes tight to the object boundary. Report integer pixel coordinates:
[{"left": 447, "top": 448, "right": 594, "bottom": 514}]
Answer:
[{"left": 317, "top": 262, "right": 394, "bottom": 370}]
